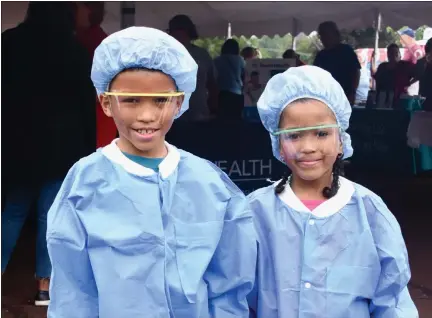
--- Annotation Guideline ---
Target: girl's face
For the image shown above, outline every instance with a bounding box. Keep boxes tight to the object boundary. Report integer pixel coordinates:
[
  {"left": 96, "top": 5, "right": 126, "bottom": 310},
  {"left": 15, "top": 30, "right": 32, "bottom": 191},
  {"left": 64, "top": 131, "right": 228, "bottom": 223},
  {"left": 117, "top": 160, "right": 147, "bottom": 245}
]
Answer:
[
  {"left": 99, "top": 70, "right": 183, "bottom": 158},
  {"left": 279, "top": 99, "right": 342, "bottom": 181}
]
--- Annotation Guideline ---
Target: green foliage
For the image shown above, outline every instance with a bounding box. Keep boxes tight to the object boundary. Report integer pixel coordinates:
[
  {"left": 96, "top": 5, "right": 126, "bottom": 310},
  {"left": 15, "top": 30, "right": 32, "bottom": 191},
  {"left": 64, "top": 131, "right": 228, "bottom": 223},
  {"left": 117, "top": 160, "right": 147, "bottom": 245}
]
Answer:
[
  {"left": 193, "top": 37, "right": 225, "bottom": 58},
  {"left": 294, "top": 33, "right": 320, "bottom": 64},
  {"left": 415, "top": 25, "right": 429, "bottom": 40}
]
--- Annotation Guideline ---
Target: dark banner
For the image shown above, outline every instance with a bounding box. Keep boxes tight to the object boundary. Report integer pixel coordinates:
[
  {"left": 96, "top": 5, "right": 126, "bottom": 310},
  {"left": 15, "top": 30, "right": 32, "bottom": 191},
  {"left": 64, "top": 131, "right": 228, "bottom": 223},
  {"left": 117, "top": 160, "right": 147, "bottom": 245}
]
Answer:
[
  {"left": 347, "top": 109, "right": 413, "bottom": 175},
  {"left": 167, "top": 109, "right": 413, "bottom": 193},
  {"left": 167, "top": 120, "right": 286, "bottom": 194}
]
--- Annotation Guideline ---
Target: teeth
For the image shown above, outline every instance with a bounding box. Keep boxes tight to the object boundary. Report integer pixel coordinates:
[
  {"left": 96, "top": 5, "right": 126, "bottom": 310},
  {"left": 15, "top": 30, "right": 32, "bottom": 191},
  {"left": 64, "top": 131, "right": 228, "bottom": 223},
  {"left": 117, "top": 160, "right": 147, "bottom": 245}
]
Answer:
[{"left": 138, "top": 129, "right": 155, "bottom": 135}]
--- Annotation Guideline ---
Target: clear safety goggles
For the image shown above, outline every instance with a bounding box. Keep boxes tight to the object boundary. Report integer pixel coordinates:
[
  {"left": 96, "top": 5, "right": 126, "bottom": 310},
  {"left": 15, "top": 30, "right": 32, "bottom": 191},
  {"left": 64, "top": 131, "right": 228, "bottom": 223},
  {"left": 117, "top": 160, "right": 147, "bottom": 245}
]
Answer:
[
  {"left": 273, "top": 124, "right": 341, "bottom": 160},
  {"left": 104, "top": 91, "right": 184, "bottom": 124}
]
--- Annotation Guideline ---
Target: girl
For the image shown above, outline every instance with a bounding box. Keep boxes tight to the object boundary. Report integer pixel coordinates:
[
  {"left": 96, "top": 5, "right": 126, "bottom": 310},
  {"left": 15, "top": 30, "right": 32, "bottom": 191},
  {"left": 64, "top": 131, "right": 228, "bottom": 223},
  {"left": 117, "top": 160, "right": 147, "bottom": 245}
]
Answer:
[
  {"left": 47, "top": 27, "right": 256, "bottom": 318},
  {"left": 247, "top": 65, "right": 418, "bottom": 317}
]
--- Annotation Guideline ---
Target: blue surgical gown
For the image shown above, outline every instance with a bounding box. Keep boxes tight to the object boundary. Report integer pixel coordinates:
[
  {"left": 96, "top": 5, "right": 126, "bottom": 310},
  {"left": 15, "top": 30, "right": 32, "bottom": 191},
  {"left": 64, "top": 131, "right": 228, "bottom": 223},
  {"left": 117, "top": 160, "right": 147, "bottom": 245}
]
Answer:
[
  {"left": 47, "top": 141, "right": 257, "bottom": 318},
  {"left": 247, "top": 176, "right": 418, "bottom": 318}
]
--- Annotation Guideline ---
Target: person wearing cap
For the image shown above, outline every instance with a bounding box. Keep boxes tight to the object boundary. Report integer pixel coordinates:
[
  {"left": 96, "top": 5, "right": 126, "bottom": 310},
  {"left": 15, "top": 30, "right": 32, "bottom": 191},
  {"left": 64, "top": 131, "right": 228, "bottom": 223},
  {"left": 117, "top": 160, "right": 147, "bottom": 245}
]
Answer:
[
  {"left": 46, "top": 27, "right": 256, "bottom": 318},
  {"left": 314, "top": 21, "right": 361, "bottom": 106},
  {"left": 399, "top": 28, "right": 424, "bottom": 96},
  {"left": 168, "top": 14, "right": 219, "bottom": 121},
  {"left": 399, "top": 28, "right": 423, "bottom": 64},
  {"left": 246, "top": 66, "right": 418, "bottom": 317}
]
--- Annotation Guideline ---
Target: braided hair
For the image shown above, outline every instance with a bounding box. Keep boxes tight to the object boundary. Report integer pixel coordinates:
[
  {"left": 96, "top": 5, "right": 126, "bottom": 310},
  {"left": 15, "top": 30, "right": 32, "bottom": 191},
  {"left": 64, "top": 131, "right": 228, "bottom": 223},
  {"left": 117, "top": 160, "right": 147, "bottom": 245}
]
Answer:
[
  {"left": 275, "top": 172, "right": 289, "bottom": 194},
  {"left": 322, "top": 153, "right": 344, "bottom": 198},
  {"left": 275, "top": 154, "right": 344, "bottom": 198}
]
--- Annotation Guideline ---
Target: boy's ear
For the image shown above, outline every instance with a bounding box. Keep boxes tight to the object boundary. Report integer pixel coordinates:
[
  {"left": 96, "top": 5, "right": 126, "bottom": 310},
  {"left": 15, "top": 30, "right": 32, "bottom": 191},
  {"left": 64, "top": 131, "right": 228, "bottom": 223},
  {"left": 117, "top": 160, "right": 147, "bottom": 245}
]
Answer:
[{"left": 99, "top": 94, "right": 113, "bottom": 118}]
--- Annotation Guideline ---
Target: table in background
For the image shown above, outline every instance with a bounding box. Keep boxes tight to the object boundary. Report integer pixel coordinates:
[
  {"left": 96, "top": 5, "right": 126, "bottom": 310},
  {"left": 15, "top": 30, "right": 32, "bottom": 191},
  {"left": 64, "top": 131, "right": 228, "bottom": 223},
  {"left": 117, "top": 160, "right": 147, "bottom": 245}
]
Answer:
[{"left": 407, "top": 111, "right": 432, "bottom": 172}]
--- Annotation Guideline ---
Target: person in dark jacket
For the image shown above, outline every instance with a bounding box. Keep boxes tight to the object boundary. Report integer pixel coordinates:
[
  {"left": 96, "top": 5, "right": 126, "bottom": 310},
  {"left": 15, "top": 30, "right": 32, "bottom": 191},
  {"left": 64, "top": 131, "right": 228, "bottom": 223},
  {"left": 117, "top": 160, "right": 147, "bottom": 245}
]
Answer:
[
  {"left": 1, "top": 1, "right": 96, "bottom": 306},
  {"left": 313, "top": 21, "right": 361, "bottom": 105}
]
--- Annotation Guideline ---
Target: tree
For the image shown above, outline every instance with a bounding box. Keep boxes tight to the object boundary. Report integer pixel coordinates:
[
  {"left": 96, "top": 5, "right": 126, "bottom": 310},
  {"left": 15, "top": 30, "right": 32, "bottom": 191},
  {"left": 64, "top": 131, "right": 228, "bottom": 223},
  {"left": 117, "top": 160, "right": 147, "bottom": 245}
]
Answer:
[
  {"left": 341, "top": 27, "right": 400, "bottom": 49},
  {"left": 256, "top": 34, "right": 292, "bottom": 58},
  {"left": 415, "top": 25, "right": 429, "bottom": 40},
  {"left": 194, "top": 37, "right": 225, "bottom": 58},
  {"left": 294, "top": 33, "right": 320, "bottom": 64}
]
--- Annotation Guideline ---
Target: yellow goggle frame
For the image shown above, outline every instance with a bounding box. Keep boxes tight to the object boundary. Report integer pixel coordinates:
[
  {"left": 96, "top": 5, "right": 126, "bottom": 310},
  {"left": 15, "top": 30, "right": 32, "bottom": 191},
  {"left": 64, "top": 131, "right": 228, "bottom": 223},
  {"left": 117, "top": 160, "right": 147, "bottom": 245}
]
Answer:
[{"left": 103, "top": 92, "right": 185, "bottom": 97}]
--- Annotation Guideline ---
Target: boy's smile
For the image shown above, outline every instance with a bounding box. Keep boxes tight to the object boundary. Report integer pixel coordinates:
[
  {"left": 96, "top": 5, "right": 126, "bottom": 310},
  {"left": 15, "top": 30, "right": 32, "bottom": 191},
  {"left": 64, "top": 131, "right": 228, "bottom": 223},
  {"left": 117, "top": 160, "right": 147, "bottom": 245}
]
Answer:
[{"left": 99, "top": 69, "right": 183, "bottom": 158}]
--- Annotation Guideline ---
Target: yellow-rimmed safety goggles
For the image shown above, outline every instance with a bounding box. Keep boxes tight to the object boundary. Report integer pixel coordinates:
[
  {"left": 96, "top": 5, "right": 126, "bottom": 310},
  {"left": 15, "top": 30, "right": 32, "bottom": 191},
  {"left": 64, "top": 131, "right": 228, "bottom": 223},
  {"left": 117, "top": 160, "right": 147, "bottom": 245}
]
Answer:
[
  {"left": 103, "top": 91, "right": 184, "bottom": 110},
  {"left": 103, "top": 91, "right": 185, "bottom": 97},
  {"left": 103, "top": 91, "right": 184, "bottom": 123}
]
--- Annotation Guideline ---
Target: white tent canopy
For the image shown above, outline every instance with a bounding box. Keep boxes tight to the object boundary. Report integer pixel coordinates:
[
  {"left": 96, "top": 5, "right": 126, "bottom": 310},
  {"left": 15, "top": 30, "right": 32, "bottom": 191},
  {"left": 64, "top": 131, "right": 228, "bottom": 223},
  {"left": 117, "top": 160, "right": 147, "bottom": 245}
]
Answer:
[
  {"left": 135, "top": 1, "right": 432, "bottom": 37},
  {"left": 2, "top": 1, "right": 432, "bottom": 36}
]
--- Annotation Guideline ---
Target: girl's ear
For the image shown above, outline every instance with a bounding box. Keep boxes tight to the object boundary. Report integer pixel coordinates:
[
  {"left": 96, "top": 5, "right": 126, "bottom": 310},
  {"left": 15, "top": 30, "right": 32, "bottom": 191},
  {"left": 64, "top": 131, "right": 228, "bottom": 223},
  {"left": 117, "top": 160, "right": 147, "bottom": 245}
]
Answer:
[{"left": 174, "top": 95, "right": 184, "bottom": 115}]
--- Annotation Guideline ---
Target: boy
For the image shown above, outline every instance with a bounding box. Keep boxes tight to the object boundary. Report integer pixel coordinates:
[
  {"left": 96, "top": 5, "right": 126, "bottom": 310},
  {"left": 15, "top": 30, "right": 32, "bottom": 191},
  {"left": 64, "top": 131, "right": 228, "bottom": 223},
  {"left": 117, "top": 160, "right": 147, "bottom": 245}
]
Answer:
[{"left": 47, "top": 27, "right": 256, "bottom": 318}]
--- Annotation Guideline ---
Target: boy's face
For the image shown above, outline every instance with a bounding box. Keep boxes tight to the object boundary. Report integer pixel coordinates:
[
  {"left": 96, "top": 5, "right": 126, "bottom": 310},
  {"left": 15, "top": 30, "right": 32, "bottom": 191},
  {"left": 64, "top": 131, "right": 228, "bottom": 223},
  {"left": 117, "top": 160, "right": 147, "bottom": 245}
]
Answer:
[{"left": 99, "top": 70, "right": 183, "bottom": 158}]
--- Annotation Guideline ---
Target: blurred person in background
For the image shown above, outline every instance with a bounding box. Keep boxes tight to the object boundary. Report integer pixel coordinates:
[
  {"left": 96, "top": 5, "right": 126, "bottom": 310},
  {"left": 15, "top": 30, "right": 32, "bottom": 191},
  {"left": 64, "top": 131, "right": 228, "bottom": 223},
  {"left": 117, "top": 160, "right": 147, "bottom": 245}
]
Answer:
[
  {"left": 399, "top": 28, "right": 424, "bottom": 64},
  {"left": 1, "top": 1, "right": 96, "bottom": 306},
  {"left": 399, "top": 28, "right": 424, "bottom": 96},
  {"left": 245, "top": 71, "right": 263, "bottom": 106},
  {"left": 355, "top": 49, "right": 372, "bottom": 104},
  {"left": 282, "top": 49, "right": 305, "bottom": 66},
  {"left": 241, "top": 46, "right": 259, "bottom": 61},
  {"left": 314, "top": 21, "right": 361, "bottom": 105},
  {"left": 168, "top": 14, "right": 219, "bottom": 121},
  {"left": 416, "top": 38, "right": 432, "bottom": 110},
  {"left": 75, "top": 1, "right": 116, "bottom": 147},
  {"left": 371, "top": 43, "right": 415, "bottom": 107},
  {"left": 214, "top": 39, "right": 245, "bottom": 120}
]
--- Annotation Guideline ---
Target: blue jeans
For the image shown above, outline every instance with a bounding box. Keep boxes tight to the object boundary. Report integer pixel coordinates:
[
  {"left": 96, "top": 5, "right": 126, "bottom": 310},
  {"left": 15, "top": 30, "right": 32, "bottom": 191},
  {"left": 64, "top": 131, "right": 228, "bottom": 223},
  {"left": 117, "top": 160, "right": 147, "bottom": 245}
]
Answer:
[{"left": 1, "top": 180, "right": 62, "bottom": 278}]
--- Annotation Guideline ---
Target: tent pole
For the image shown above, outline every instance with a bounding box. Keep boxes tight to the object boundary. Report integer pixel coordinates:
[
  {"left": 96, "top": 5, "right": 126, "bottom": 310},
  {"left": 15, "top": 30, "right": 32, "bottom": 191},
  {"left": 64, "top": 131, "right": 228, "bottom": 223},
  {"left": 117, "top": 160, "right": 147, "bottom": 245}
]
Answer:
[
  {"left": 372, "top": 11, "right": 382, "bottom": 90},
  {"left": 373, "top": 11, "right": 381, "bottom": 71},
  {"left": 121, "top": 1, "right": 135, "bottom": 29},
  {"left": 292, "top": 18, "right": 299, "bottom": 50}
]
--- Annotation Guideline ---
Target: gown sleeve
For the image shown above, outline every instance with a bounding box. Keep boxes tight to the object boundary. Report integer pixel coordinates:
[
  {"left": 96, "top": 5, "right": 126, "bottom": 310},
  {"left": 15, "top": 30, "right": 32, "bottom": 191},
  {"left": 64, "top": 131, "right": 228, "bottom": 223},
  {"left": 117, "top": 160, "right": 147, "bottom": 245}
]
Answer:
[
  {"left": 246, "top": 242, "right": 259, "bottom": 318},
  {"left": 366, "top": 195, "right": 419, "bottom": 318},
  {"left": 204, "top": 173, "right": 257, "bottom": 318},
  {"left": 47, "top": 171, "right": 99, "bottom": 318}
]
